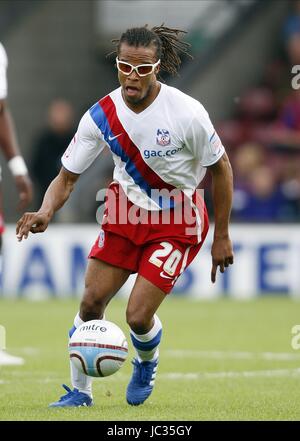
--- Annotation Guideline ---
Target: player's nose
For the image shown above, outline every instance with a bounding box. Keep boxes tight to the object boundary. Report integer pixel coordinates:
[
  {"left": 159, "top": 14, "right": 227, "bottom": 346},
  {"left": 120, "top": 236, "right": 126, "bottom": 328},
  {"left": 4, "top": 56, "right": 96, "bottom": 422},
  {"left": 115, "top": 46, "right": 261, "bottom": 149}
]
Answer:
[{"left": 127, "top": 69, "right": 139, "bottom": 80}]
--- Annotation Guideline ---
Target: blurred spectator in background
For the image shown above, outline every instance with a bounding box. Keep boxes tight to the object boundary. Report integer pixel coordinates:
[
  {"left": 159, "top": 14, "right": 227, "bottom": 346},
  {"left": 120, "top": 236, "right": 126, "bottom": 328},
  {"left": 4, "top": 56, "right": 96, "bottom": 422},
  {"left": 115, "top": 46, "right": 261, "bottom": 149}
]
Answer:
[
  {"left": 286, "top": 30, "right": 300, "bottom": 64},
  {"left": 232, "top": 165, "right": 289, "bottom": 222},
  {"left": 30, "top": 99, "right": 75, "bottom": 207},
  {"left": 277, "top": 156, "right": 300, "bottom": 218},
  {"left": 233, "top": 142, "right": 266, "bottom": 189}
]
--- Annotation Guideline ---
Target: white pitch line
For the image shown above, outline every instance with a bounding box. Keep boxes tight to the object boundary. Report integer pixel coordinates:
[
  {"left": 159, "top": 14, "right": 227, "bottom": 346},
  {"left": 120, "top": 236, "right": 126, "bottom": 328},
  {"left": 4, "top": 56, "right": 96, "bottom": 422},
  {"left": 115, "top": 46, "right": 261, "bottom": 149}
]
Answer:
[
  {"left": 161, "top": 368, "right": 300, "bottom": 380},
  {"left": 6, "top": 348, "right": 300, "bottom": 361},
  {"left": 0, "top": 378, "right": 61, "bottom": 385},
  {"left": 164, "top": 350, "right": 300, "bottom": 361},
  {"left": 1, "top": 368, "right": 300, "bottom": 386},
  {"left": 16, "top": 347, "right": 39, "bottom": 355}
]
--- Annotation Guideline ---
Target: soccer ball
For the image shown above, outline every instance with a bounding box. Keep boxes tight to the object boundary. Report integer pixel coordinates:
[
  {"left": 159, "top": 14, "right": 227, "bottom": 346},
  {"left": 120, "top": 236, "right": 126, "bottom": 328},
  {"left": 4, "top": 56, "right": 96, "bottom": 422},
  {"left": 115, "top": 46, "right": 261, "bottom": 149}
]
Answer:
[{"left": 68, "top": 319, "right": 128, "bottom": 377}]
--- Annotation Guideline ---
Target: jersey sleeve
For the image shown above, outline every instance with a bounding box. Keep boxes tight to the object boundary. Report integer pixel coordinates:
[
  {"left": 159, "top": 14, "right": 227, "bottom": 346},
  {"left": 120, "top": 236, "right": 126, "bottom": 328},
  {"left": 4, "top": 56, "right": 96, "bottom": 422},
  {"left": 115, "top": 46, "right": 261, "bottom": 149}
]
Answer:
[
  {"left": 185, "top": 102, "right": 225, "bottom": 167},
  {"left": 0, "top": 43, "right": 8, "bottom": 99},
  {"left": 61, "top": 110, "right": 108, "bottom": 174}
]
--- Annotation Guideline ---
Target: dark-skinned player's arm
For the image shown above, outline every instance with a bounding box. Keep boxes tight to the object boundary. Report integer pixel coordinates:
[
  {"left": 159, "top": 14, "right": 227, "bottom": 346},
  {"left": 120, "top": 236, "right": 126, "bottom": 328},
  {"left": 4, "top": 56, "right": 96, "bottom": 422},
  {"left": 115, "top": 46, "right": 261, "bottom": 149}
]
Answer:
[
  {"left": 0, "top": 99, "right": 33, "bottom": 210},
  {"left": 16, "top": 167, "right": 79, "bottom": 241},
  {"left": 207, "top": 152, "right": 234, "bottom": 283}
]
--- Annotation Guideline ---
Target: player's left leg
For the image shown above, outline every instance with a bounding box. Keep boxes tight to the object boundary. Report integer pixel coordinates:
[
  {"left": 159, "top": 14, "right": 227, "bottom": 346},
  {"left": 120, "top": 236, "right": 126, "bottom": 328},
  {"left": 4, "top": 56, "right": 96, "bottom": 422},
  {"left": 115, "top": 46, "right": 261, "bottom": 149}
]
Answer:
[
  {"left": 125, "top": 220, "right": 209, "bottom": 405},
  {"left": 126, "top": 275, "right": 166, "bottom": 405}
]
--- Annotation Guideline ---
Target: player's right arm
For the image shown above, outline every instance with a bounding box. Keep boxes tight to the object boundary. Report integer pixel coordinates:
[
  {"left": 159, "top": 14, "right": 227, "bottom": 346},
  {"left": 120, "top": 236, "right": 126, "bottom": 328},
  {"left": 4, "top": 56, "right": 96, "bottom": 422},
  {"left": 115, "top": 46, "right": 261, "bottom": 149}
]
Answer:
[{"left": 16, "top": 167, "right": 79, "bottom": 241}]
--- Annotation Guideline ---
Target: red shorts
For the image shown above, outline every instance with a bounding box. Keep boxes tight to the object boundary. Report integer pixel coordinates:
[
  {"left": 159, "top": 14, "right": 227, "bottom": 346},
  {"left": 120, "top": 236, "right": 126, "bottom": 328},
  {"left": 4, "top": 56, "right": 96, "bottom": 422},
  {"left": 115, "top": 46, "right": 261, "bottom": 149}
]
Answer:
[{"left": 89, "top": 183, "right": 209, "bottom": 294}]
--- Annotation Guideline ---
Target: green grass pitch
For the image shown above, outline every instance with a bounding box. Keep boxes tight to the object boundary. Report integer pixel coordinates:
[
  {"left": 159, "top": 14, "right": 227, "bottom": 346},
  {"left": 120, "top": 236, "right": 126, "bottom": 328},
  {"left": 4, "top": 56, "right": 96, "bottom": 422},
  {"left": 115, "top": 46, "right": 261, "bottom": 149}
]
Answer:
[{"left": 0, "top": 296, "right": 300, "bottom": 421}]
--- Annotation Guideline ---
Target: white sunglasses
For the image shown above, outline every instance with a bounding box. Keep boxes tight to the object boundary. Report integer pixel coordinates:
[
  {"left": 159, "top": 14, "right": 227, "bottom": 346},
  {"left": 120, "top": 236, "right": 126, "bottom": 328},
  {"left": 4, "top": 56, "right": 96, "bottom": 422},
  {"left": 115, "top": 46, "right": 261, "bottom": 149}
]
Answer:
[{"left": 116, "top": 57, "right": 160, "bottom": 77}]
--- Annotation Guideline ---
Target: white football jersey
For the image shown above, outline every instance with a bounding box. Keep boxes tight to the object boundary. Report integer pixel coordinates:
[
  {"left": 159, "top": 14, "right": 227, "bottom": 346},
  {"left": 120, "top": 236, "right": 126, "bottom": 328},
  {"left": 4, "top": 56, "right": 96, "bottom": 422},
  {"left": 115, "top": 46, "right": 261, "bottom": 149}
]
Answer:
[
  {"left": 0, "top": 42, "right": 8, "bottom": 100},
  {"left": 62, "top": 83, "right": 225, "bottom": 211}
]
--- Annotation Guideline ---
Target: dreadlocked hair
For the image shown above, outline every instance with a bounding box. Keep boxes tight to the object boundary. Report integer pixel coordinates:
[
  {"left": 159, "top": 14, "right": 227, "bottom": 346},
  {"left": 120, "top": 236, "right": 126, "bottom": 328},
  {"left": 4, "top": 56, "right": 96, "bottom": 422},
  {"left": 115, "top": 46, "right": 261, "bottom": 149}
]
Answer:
[{"left": 109, "top": 24, "right": 193, "bottom": 76}]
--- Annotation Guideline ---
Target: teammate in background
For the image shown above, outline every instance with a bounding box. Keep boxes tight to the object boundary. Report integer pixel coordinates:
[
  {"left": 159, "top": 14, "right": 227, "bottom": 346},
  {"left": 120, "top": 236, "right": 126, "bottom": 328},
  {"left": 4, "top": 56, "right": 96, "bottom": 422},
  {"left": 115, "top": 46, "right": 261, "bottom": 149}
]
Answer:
[
  {"left": 16, "top": 26, "right": 234, "bottom": 407},
  {"left": 0, "top": 42, "right": 33, "bottom": 365}
]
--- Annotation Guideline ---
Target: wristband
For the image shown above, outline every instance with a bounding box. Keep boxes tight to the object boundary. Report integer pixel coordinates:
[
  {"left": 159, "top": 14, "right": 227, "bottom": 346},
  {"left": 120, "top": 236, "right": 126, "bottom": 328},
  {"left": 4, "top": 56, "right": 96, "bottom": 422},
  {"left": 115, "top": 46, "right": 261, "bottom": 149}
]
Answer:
[{"left": 8, "top": 156, "right": 28, "bottom": 176}]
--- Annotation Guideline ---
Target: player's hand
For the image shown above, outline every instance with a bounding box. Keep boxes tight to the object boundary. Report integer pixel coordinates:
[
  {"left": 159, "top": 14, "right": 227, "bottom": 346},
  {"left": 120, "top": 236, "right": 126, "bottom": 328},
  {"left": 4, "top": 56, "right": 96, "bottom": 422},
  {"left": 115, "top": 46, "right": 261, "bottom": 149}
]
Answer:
[
  {"left": 16, "top": 211, "right": 50, "bottom": 242},
  {"left": 211, "top": 235, "right": 234, "bottom": 283},
  {"left": 14, "top": 175, "right": 33, "bottom": 211}
]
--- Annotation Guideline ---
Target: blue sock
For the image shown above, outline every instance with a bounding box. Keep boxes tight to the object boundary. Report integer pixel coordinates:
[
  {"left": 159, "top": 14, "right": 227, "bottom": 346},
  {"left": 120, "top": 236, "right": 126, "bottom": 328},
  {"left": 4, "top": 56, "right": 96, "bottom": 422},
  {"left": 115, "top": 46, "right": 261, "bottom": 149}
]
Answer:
[{"left": 130, "top": 315, "right": 162, "bottom": 362}]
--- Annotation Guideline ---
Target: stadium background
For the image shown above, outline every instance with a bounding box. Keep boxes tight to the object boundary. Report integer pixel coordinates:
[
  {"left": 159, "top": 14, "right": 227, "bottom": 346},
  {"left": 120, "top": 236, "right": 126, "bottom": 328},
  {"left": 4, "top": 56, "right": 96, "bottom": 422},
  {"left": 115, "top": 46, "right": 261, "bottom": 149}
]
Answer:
[
  {"left": 1, "top": 0, "right": 298, "bottom": 299},
  {"left": 1, "top": 0, "right": 300, "bottom": 422}
]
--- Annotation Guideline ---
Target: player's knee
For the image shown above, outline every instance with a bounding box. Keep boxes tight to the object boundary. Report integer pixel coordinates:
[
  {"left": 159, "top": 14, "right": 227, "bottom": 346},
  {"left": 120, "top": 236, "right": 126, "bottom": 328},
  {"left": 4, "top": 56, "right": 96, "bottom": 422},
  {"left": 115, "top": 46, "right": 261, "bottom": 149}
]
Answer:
[
  {"left": 80, "top": 287, "right": 106, "bottom": 321},
  {"left": 126, "top": 307, "right": 151, "bottom": 334}
]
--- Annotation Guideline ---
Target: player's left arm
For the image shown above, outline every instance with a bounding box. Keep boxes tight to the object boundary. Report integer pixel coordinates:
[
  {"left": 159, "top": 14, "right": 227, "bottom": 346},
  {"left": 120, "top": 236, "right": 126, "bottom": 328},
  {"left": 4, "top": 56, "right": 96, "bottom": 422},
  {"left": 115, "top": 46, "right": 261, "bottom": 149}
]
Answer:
[
  {"left": 0, "top": 99, "right": 33, "bottom": 210},
  {"left": 207, "top": 152, "right": 234, "bottom": 283}
]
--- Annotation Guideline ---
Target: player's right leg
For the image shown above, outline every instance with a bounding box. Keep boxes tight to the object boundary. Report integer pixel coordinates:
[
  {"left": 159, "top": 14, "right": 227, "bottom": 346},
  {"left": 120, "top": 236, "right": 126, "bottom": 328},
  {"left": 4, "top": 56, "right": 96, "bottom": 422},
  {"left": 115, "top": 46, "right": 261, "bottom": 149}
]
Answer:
[
  {"left": 49, "top": 258, "right": 131, "bottom": 408},
  {"left": 125, "top": 275, "right": 165, "bottom": 406}
]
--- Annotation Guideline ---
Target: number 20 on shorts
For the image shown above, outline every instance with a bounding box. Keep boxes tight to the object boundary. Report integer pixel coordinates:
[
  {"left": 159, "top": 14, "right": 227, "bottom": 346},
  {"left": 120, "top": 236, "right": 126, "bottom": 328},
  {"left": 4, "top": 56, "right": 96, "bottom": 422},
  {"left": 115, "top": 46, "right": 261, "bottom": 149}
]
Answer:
[{"left": 149, "top": 242, "right": 183, "bottom": 276}]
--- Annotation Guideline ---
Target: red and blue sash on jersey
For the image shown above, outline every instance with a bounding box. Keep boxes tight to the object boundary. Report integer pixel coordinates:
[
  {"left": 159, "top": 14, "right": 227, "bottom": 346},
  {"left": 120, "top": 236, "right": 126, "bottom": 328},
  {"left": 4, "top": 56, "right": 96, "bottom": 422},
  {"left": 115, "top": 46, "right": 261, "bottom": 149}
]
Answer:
[{"left": 89, "top": 95, "right": 180, "bottom": 209}]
